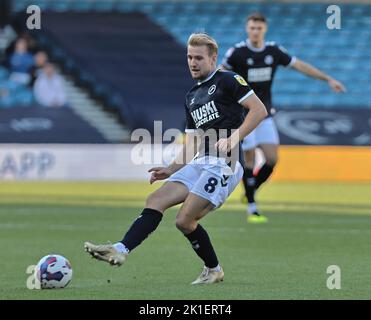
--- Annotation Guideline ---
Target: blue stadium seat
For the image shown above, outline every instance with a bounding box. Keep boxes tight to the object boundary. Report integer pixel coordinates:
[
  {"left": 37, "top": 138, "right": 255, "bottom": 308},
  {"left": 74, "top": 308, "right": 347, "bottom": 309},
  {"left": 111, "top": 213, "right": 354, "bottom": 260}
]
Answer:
[
  {"left": 0, "top": 80, "right": 18, "bottom": 91},
  {"left": 49, "top": 0, "right": 71, "bottom": 12},
  {"left": 70, "top": 0, "right": 94, "bottom": 12},
  {"left": 12, "top": 1, "right": 369, "bottom": 110},
  {"left": 11, "top": 0, "right": 28, "bottom": 12},
  {"left": 0, "top": 67, "right": 9, "bottom": 80},
  {"left": 115, "top": 1, "right": 136, "bottom": 12},
  {"left": 0, "top": 80, "right": 33, "bottom": 108},
  {"left": 93, "top": 0, "right": 116, "bottom": 12},
  {"left": 15, "top": 88, "right": 34, "bottom": 107}
]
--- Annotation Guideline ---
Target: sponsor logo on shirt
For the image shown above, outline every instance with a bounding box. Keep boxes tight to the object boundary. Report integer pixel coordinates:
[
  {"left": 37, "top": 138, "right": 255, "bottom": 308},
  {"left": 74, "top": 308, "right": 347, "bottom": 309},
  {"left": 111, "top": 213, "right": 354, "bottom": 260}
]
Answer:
[
  {"left": 247, "top": 67, "right": 272, "bottom": 82},
  {"left": 234, "top": 75, "right": 248, "bottom": 86},
  {"left": 191, "top": 100, "right": 220, "bottom": 128}
]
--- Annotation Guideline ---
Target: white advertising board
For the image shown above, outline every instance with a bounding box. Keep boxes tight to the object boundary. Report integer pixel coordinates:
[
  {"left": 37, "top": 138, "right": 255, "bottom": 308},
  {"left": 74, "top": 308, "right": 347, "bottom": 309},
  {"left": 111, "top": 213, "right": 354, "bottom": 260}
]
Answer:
[{"left": 0, "top": 144, "right": 263, "bottom": 181}]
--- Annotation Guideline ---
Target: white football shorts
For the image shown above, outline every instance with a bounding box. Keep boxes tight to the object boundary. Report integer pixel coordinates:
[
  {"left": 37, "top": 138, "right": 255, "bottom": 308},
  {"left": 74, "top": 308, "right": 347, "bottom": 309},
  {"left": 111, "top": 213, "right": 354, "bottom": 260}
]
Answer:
[
  {"left": 242, "top": 117, "right": 279, "bottom": 151},
  {"left": 167, "top": 156, "right": 243, "bottom": 208}
]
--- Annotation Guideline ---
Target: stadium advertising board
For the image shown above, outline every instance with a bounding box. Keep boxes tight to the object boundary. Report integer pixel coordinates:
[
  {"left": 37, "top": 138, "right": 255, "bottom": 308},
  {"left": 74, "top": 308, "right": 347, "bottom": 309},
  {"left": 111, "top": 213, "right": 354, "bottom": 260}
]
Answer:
[
  {"left": 0, "top": 144, "right": 171, "bottom": 180},
  {"left": 275, "top": 109, "right": 371, "bottom": 146}
]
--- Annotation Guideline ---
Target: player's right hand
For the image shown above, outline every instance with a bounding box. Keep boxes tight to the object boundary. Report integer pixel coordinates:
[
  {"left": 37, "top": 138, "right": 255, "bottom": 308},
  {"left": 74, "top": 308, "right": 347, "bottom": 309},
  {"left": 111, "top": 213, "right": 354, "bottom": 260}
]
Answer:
[
  {"left": 148, "top": 167, "right": 172, "bottom": 184},
  {"left": 328, "top": 78, "right": 346, "bottom": 93}
]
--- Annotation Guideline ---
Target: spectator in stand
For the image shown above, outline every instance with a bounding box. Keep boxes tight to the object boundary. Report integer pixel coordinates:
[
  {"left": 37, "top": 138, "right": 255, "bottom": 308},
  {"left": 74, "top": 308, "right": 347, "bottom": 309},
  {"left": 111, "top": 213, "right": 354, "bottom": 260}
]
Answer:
[
  {"left": 5, "top": 32, "right": 39, "bottom": 58},
  {"left": 0, "top": 0, "right": 15, "bottom": 63},
  {"left": 8, "top": 38, "right": 34, "bottom": 85},
  {"left": 0, "top": 25, "right": 16, "bottom": 62},
  {"left": 33, "top": 62, "right": 67, "bottom": 108},
  {"left": 31, "top": 50, "right": 48, "bottom": 85}
]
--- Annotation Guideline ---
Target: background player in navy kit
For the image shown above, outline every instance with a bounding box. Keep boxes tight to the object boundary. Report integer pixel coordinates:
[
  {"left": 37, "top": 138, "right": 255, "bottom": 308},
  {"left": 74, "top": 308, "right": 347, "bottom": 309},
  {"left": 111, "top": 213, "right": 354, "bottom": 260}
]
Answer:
[
  {"left": 84, "top": 33, "right": 267, "bottom": 284},
  {"left": 221, "top": 13, "right": 346, "bottom": 223}
]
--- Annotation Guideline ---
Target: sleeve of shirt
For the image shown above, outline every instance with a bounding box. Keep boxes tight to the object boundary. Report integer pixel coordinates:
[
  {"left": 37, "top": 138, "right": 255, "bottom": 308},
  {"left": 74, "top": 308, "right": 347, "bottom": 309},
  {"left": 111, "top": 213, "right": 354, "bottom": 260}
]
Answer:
[
  {"left": 276, "top": 45, "right": 296, "bottom": 68},
  {"left": 223, "top": 72, "right": 254, "bottom": 105},
  {"left": 221, "top": 47, "right": 237, "bottom": 70},
  {"left": 184, "top": 101, "right": 196, "bottom": 133}
]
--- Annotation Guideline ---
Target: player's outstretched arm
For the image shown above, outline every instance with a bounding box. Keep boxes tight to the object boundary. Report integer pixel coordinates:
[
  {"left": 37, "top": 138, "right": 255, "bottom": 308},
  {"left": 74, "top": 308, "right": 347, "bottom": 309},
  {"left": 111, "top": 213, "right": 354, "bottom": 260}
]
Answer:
[
  {"left": 291, "top": 59, "right": 346, "bottom": 93},
  {"left": 215, "top": 94, "right": 267, "bottom": 153},
  {"left": 149, "top": 132, "right": 199, "bottom": 184}
]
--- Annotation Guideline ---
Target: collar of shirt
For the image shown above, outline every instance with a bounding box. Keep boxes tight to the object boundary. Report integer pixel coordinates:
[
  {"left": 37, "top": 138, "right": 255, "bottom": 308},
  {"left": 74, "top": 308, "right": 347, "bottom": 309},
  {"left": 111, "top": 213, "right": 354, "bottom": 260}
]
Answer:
[
  {"left": 246, "top": 39, "right": 266, "bottom": 52},
  {"left": 197, "top": 68, "right": 219, "bottom": 86}
]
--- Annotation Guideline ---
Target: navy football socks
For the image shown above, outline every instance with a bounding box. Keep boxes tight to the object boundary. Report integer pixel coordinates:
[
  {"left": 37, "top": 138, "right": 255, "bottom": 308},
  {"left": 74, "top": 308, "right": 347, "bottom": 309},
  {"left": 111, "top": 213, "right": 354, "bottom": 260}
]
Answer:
[
  {"left": 242, "top": 167, "right": 256, "bottom": 203},
  {"left": 255, "top": 163, "right": 274, "bottom": 189},
  {"left": 184, "top": 224, "right": 219, "bottom": 269},
  {"left": 121, "top": 208, "right": 163, "bottom": 251}
]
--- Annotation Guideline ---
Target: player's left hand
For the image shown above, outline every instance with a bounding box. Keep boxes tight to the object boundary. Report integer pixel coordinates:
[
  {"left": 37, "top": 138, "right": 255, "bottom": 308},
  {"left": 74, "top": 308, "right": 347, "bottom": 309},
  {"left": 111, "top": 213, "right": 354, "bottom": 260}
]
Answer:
[
  {"left": 328, "top": 78, "right": 346, "bottom": 93},
  {"left": 148, "top": 167, "right": 172, "bottom": 184},
  {"left": 215, "top": 138, "right": 235, "bottom": 153}
]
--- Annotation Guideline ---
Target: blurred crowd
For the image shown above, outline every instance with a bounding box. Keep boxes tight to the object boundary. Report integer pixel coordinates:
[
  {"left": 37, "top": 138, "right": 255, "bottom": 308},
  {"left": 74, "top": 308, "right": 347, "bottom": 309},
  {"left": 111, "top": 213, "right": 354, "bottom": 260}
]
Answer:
[{"left": 0, "top": 23, "right": 68, "bottom": 108}]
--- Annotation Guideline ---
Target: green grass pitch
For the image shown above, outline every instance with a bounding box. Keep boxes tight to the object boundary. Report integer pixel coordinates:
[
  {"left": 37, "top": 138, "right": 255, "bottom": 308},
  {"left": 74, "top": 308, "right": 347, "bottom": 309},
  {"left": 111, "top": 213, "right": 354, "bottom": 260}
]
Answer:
[{"left": 0, "top": 181, "right": 370, "bottom": 300}]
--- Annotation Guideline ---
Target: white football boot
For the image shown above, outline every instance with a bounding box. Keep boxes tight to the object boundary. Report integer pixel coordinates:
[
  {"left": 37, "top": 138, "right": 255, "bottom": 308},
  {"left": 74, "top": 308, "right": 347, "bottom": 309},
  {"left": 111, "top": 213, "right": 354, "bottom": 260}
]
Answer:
[{"left": 191, "top": 266, "right": 224, "bottom": 285}]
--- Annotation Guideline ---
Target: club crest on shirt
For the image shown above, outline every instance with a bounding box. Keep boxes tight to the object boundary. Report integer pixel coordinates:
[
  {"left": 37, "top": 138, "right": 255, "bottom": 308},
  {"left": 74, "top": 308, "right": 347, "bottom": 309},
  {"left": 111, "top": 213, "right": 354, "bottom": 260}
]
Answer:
[
  {"left": 234, "top": 75, "right": 248, "bottom": 86},
  {"left": 208, "top": 84, "right": 216, "bottom": 95}
]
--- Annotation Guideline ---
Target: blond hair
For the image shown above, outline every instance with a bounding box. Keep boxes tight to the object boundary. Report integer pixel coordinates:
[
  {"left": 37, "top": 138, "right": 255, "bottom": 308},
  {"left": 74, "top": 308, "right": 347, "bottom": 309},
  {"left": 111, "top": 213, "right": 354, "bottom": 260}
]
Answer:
[{"left": 187, "top": 33, "right": 218, "bottom": 56}]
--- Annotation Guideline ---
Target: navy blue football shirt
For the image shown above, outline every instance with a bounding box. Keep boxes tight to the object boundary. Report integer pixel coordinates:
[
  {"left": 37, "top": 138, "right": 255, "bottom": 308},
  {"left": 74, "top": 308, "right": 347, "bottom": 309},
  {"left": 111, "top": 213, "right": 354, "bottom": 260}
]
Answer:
[
  {"left": 184, "top": 68, "right": 254, "bottom": 164},
  {"left": 222, "top": 40, "right": 295, "bottom": 116}
]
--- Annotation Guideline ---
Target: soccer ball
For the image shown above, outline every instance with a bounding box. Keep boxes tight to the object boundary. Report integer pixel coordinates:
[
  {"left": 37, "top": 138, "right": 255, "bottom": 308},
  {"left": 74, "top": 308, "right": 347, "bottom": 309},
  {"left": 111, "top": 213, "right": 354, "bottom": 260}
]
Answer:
[{"left": 35, "top": 254, "right": 73, "bottom": 289}]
